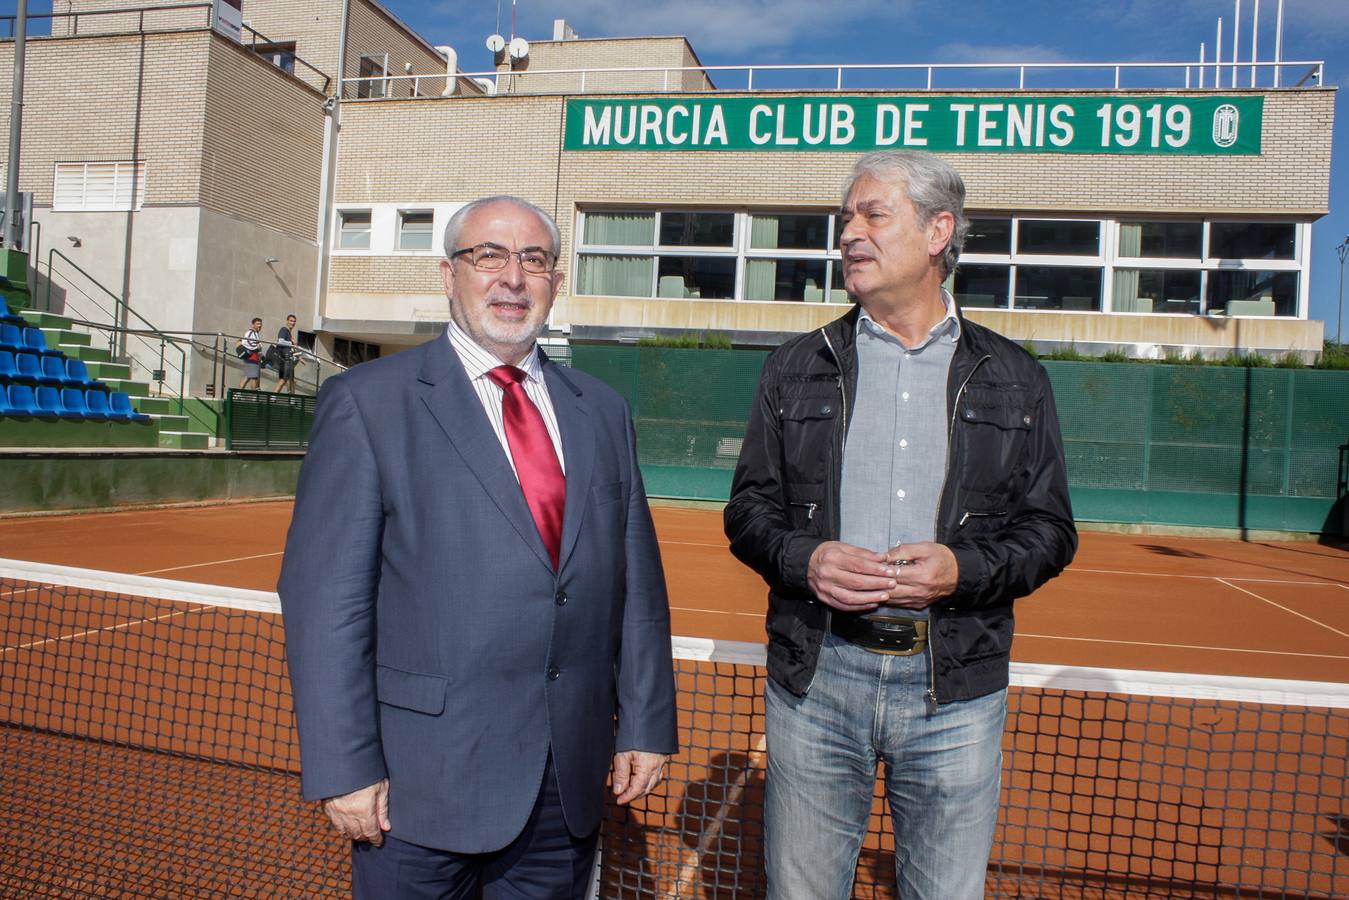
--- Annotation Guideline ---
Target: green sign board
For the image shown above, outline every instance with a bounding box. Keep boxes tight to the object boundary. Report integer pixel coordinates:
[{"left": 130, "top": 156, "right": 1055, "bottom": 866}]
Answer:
[{"left": 564, "top": 95, "right": 1262, "bottom": 155}]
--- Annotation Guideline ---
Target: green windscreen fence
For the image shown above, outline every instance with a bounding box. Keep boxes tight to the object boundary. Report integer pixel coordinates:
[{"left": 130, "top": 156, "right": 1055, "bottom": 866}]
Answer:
[
  {"left": 570, "top": 347, "right": 1349, "bottom": 534},
  {"left": 226, "top": 389, "right": 316, "bottom": 451}
]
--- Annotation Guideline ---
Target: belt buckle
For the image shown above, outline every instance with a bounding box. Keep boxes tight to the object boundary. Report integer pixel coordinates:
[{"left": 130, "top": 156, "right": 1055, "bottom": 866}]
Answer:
[{"left": 869, "top": 618, "right": 917, "bottom": 652}]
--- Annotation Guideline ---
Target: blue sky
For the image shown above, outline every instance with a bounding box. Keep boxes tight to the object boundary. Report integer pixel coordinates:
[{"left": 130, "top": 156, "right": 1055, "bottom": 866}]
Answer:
[{"left": 4, "top": 0, "right": 1345, "bottom": 335}]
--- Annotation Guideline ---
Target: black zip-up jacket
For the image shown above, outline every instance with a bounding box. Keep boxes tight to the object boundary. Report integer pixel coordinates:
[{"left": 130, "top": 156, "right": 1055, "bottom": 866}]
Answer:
[{"left": 724, "top": 305, "right": 1077, "bottom": 703}]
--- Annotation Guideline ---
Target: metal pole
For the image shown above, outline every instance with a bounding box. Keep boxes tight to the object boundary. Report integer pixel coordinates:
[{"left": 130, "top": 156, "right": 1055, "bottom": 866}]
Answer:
[
  {"left": 1231, "top": 0, "right": 1240, "bottom": 88},
  {"left": 3, "top": 0, "right": 27, "bottom": 249},
  {"left": 1215, "top": 18, "right": 1223, "bottom": 89},
  {"left": 1273, "top": 0, "right": 1284, "bottom": 87},
  {"left": 1250, "top": 0, "right": 1260, "bottom": 87},
  {"left": 1336, "top": 236, "right": 1348, "bottom": 345}
]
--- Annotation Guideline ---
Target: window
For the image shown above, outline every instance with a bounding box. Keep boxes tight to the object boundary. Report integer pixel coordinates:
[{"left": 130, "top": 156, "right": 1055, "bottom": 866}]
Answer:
[
  {"left": 334, "top": 337, "right": 381, "bottom": 368},
  {"left": 398, "top": 210, "right": 434, "bottom": 251},
  {"left": 1207, "top": 270, "right": 1297, "bottom": 317},
  {"left": 357, "top": 55, "right": 388, "bottom": 99},
  {"left": 53, "top": 162, "right": 146, "bottom": 211},
  {"left": 1112, "top": 269, "right": 1201, "bottom": 314},
  {"left": 659, "top": 212, "right": 734, "bottom": 247},
  {"left": 577, "top": 209, "right": 845, "bottom": 303},
  {"left": 1017, "top": 220, "right": 1100, "bottom": 256},
  {"left": 253, "top": 42, "right": 297, "bottom": 74},
  {"left": 964, "top": 218, "right": 1012, "bottom": 254},
  {"left": 953, "top": 264, "right": 1010, "bottom": 309},
  {"left": 338, "top": 210, "right": 371, "bottom": 249},
  {"left": 1208, "top": 222, "right": 1295, "bottom": 260},
  {"left": 1118, "top": 221, "right": 1202, "bottom": 259},
  {"left": 1015, "top": 266, "right": 1103, "bottom": 311}
]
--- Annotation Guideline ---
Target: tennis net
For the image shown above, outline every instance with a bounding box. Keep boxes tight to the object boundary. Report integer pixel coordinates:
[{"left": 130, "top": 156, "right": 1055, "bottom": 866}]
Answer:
[{"left": 2, "top": 558, "right": 1346, "bottom": 898}]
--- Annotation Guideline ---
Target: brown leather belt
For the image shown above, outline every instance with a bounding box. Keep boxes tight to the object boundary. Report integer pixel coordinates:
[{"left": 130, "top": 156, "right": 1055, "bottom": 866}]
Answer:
[{"left": 830, "top": 615, "right": 928, "bottom": 656}]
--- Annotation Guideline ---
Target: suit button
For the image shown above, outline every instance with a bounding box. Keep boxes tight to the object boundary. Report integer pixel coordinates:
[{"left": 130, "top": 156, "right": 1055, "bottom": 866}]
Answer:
[
  {"left": 547, "top": 667, "right": 560, "bottom": 680},
  {"left": 555, "top": 591, "right": 568, "bottom": 606}
]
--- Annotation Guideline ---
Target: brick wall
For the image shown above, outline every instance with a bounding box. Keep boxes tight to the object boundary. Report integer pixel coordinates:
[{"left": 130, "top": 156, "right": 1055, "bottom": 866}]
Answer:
[
  {"left": 343, "top": 0, "right": 447, "bottom": 100},
  {"left": 0, "top": 30, "right": 211, "bottom": 205},
  {"left": 200, "top": 38, "right": 327, "bottom": 240},
  {"left": 499, "top": 37, "right": 714, "bottom": 95}
]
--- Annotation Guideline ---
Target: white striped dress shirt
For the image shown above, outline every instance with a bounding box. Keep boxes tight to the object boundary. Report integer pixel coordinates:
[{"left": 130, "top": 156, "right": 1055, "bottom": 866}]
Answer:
[{"left": 446, "top": 320, "right": 566, "bottom": 477}]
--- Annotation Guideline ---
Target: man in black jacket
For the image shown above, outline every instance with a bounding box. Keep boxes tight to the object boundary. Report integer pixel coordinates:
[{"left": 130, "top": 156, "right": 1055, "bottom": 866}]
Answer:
[{"left": 724, "top": 150, "right": 1076, "bottom": 900}]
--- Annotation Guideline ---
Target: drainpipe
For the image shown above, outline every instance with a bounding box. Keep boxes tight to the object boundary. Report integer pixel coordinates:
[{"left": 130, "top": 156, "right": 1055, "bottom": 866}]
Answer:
[
  {"left": 313, "top": 0, "right": 352, "bottom": 335},
  {"left": 3, "top": 0, "right": 26, "bottom": 250}
]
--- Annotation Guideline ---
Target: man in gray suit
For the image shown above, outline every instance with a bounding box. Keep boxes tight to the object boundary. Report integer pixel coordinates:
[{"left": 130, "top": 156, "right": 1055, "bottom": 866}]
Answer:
[{"left": 279, "top": 196, "right": 678, "bottom": 898}]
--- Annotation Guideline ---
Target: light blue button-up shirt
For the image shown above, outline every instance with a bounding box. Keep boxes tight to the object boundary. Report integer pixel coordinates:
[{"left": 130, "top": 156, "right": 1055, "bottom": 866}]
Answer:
[{"left": 839, "top": 294, "right": 960, "bottom": 620}]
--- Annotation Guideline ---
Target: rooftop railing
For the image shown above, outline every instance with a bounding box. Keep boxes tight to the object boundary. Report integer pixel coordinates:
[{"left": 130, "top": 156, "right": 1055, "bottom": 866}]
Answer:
[{"left": 342, "top": 58, "right": 1325, "bottom": 99}]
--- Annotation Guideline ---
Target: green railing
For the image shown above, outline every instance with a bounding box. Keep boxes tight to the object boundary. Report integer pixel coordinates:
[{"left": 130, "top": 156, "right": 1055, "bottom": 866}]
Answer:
[
  {"left": 225, "top": 389, "right": 316, "bottom": 450},
  {"left": 570, "top": 346, "right": 1349, "bottom": 534}
]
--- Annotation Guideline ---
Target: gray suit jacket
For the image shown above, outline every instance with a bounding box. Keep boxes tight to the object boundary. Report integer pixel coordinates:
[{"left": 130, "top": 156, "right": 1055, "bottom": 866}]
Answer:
[{"left": 278, "top": 332, "right": 677, "bottom": 853}]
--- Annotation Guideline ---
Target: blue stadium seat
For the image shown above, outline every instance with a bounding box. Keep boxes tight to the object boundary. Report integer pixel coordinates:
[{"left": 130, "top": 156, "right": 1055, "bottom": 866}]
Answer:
[
  {"left": 108, "top": 391, "right": 150, "bottom": 423},
  {"left": 60, "top": 388, "right": 90, "bottom": 419},
  {"left": 35, "top": 386, "right": 70, "bottom": 418},
  {"left": 0, "top": 350, "right": 16, "bottom": 384},
  {"left": 7, "top": 384, "right": 40, "bottom": 416},
  {"left": 0, "top": 299, "right": 24, "bottom": 325},
  {"left": 83, "top": 388, "right": 111, "bottom": 421},
  {"left": 23, "top": 328, "right": 64, "bottom": 358},
  {"left": 43, "top": 355, "right": 78, "bottom": 386},
  {"left": 15, "top": 351, "right": 53, "bottom": 385},
  {"left": 66, "top": 358, "right": 99, "bottom": 388},
  {"left": 0, "top": 323, "right": 23, "bottom": 351}
]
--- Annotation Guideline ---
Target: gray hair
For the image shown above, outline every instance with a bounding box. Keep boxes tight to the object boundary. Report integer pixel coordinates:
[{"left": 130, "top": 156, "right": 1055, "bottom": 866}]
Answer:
[
  {"left": 843, "top": 151, "right": 969, "bottom": 280},
  {"left": 442, "top": 195, "right": 562, "bottom": 261}
]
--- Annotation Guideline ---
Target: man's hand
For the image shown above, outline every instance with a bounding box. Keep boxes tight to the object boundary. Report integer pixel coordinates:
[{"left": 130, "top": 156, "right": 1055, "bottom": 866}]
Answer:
[
  {"left": 882, "top": 542, "right": 959, "bottom": 609},
  {"left": 322, "top": 779, "right": 391, "bottom": 846},
  {"left": 611, "top": 750, "right": 667, "bottom": 805},
  {"left": 807, "top": 541, "right": 898, "bottom": 612}
]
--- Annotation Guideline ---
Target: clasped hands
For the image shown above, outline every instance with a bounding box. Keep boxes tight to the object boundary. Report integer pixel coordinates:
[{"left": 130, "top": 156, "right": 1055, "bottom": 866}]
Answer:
[
  {"left": 806, "top": 540, "right": 958, "bottom": 612},
  {"left": 321, "top": 750, "right": 668, "bottom": 844}
]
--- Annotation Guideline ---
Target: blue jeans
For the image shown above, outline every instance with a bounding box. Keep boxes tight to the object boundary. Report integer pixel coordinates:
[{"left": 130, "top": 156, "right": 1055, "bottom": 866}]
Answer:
[{"left": 764, "top": 632, "right": 1006, "bottom": 900}]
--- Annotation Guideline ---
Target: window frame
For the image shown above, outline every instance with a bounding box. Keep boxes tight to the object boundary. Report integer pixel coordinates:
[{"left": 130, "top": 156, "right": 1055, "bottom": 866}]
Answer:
[
  {"left": 396, "top": 209, "right": 435, "bottom": 253},
  {"left": 52, "top": 161, "right": 147, "bottom": 212}
]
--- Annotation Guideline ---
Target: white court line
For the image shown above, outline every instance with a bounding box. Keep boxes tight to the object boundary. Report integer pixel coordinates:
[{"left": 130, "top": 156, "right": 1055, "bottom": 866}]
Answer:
[
  {"left": 135, "top": 551, "right": 284, "bottom": 577},
  {"left": 1, "top": 606, "right": 207, "bottom": 655},
  {"left": 1017, "top": 632, "right": 1349, "bottom": 661},
  {"left": 670, "top": 733, "right": 768, "bottom": 898},
  {"left": 1216, "top": 577, "right": 1349, "bottom": 640},
  {"left": 671, "top": 605, "right": 762, "bottom": 619},
  {"left": 1066, "top": 567, "right": 1345, "bottom": 587}
]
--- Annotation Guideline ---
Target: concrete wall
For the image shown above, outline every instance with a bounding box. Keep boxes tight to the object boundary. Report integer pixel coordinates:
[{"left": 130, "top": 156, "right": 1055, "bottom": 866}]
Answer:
[{"left": 0, "top": 451, "right": 303, "bottom": 513}]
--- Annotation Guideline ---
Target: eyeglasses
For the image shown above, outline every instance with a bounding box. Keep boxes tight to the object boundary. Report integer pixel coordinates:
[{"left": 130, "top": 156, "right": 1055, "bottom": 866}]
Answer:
[{"left": 450, "top": 242, "right": 556, "bottom": 275}]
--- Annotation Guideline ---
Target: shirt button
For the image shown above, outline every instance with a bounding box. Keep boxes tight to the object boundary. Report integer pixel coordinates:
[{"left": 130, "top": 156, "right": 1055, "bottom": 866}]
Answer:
[
  {"left": 899, "top": 439, "right": 908, "bottom": 449},
  {"left": 547, "top": 667, "right": 560, "bottom": 681},
  {"left": 555, "top": 591, "right": 568, "bottom": 606},
  {"left": 901, "top": 392, "right": 910, "bottom": 401},
  {"left": 897, "top": 489, "right": 906, "bottom": 499}
]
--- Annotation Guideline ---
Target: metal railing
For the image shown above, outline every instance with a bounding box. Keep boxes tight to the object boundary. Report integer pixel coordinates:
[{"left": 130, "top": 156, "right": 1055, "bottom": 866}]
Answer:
[
  {"left": 342, "top": 58, "right": 1326, "bottom": 98},
  {"left": 41, "top": 248, "right": 186, "bottom": 416},
  {"left": 240, "top": 23, "right": 331, "bottom": 93},
  {"left": 207, "top": 330, "right": 346, "bottom": 400},
  {"left": 0, "top": 3, "right": 214, "bottom": 38}
]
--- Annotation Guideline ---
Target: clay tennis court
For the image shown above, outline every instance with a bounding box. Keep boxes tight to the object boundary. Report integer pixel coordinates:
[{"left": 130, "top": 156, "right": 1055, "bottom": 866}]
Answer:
[
  {"left": 4, "top": 498, "right": 1347, "bottom": 682},
  {"left": 2, "top": 501, "right": 1347, "bottom": 897}
]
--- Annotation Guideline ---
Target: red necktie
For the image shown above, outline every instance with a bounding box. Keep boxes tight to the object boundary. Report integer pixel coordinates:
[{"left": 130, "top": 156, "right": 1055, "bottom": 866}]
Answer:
[{"left": 487, "top": 365, "right": 566, "bottom": 568}]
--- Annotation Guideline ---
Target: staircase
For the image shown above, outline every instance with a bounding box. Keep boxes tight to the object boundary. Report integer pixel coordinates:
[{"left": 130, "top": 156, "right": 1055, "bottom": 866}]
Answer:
[{"left": 13, "top": 304, "right": 214, "bottom": 449}]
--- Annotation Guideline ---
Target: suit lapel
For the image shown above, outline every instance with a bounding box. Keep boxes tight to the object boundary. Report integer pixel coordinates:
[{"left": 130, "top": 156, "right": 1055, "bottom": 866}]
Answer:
[
  {"left": 545, "top": 360, "right": 595, "bottom": 574},
  {"left": 417, "top": 334, "right": 555, "bottom": 573}
]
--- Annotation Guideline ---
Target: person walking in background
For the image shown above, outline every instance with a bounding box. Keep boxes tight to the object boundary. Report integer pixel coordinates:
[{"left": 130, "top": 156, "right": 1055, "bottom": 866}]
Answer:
[
  {"left": 724, "top": 150, "right": 1077, "bottom": 900},
  {"left": 239, "top": 317, "right": 263, "bottom": 390},
  {"left": 275, "top": 314, "right": 299, "bottom": 394},
  {"left": 279, "top": 195, "right": 677, "bottom": 899}
]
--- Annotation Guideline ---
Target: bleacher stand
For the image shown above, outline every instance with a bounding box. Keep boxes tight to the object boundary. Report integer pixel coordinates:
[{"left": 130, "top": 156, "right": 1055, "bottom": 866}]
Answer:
[{"left": 0, "top": 314, "right": 146, "bottom": 427}]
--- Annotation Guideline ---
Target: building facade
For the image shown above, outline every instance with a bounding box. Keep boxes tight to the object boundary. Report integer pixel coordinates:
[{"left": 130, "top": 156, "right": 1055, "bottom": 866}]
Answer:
[{"left": 0, "top": 1, "right": 1335, "bottom": 397}]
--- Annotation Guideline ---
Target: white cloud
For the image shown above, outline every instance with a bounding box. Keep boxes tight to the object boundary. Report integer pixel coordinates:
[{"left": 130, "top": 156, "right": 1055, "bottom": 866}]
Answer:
[
  {"left": 548, "top": 0, "right": 911, "bottom": 54},
  {"left": 934, "top": 42, "right": 1072, "bottom": 65}
]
